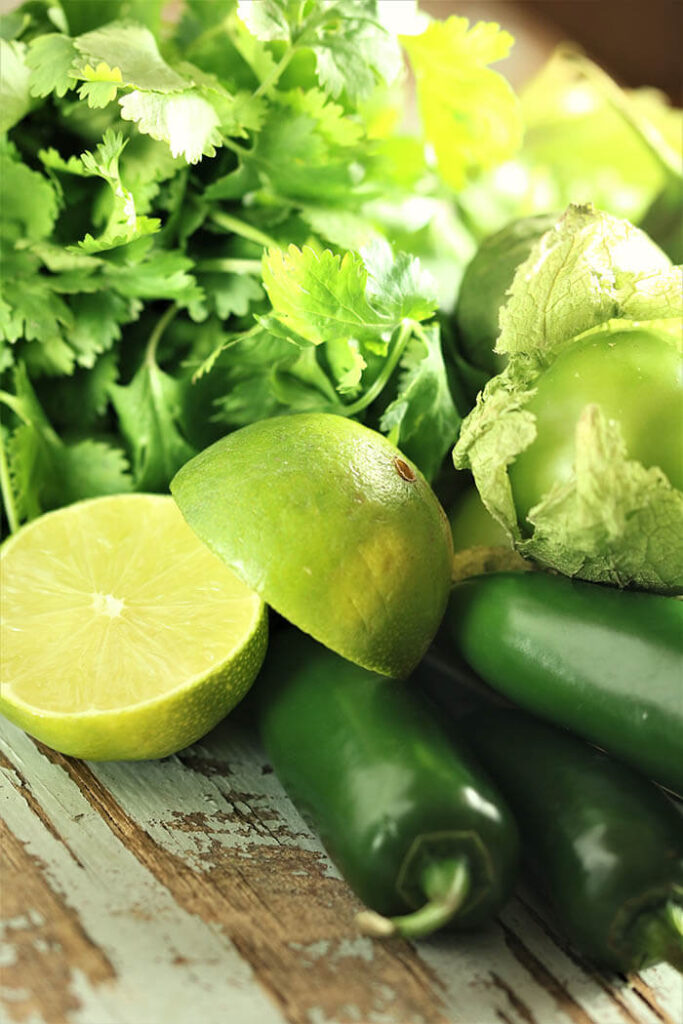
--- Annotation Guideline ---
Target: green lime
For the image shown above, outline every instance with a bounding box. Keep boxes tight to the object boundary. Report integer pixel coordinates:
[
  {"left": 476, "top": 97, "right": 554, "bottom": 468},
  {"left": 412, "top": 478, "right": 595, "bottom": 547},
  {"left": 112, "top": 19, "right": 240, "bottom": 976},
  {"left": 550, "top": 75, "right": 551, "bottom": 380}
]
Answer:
[
  {"left": 0, "top": 495, "right": 267, "bottom": 760},
  {"left": 171, "top": 414, "right": 453, "bottom": 678},
  {"left": 456, "top": 212, "right": 557, "bottom": 375}
]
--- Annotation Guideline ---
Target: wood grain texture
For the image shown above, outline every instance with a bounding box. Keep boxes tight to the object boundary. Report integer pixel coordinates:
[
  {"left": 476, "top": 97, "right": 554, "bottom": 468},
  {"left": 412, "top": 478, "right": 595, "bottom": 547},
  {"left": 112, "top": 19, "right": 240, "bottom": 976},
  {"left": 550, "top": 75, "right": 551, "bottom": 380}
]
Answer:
[{"left": 1, "top": 714, "right": 681, "bottom": 1024}]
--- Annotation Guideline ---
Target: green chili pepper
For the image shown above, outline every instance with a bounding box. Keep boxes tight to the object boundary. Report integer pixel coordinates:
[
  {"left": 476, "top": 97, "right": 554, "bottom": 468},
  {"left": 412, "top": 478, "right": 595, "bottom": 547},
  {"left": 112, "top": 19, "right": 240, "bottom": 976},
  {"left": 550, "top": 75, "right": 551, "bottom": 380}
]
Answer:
[
  {"left": 446, "top": 572, "right": 683, "bottom": 795},
  {"left": 459, "top": 709, "right": 683, "bottom": 973},
  {"left": 257, "top": 631, "right": 519, "bottom": 939}
]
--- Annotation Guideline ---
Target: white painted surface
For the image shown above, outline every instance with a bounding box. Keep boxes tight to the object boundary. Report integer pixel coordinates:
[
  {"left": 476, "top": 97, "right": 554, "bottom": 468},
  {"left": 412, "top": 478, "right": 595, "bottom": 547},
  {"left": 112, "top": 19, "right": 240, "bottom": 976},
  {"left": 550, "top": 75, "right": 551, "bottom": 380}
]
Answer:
[{"left": 1, "top": 713, "right": 681, "bottom": 1024}]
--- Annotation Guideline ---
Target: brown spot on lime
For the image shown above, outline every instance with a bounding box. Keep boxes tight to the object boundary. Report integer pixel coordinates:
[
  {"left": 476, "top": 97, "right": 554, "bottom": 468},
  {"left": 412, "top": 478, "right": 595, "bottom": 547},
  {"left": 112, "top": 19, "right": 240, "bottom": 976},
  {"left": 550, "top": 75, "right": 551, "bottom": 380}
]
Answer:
[{"left": 394, "top": 458, "right": 416, "bottom": 482}]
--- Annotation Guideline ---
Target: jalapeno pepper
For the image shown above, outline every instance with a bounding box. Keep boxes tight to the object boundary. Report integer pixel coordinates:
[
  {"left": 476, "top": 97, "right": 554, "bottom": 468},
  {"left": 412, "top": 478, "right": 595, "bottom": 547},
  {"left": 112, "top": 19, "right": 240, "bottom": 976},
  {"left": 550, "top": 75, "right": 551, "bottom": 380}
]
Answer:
[
  {"left": 257, "top": 630, "right": 519, "bottom": 939},
  {"left": 446, "top": 572, "right": 683, "bottom": 795},
  {"left": 458, "top": 708, "right": 683, "bottom": 973}
]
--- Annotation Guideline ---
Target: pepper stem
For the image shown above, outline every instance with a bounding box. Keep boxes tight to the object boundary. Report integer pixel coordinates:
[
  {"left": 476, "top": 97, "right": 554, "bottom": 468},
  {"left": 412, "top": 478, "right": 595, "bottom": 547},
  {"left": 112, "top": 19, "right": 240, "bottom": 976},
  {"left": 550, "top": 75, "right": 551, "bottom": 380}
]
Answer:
[
  {"left": 630, "top": 900, "right": 683, "bottom": 971},
  {"left": 356, "top": 858, "right": 470, "bottom": 940}
]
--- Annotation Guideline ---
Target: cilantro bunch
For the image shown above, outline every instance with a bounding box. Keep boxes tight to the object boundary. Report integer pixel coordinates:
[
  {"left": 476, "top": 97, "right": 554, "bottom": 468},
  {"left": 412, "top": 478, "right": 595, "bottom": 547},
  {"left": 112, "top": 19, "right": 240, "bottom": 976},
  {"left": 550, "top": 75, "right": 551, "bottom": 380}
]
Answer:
[{"left": 0, "top": 0, "right": 524, "bottom": 529}]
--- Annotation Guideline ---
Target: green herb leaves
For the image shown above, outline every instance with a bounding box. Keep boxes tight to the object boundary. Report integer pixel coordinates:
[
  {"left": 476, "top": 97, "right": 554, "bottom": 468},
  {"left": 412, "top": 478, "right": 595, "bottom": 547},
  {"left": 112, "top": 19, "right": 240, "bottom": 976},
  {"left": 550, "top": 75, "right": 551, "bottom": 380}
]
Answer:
[
  {"left": 1, "top": 0, "right": 523, "bottom": 527},
  {"left": 237, "top": 0, "right": 402, "bottom": 100},
  {"left": 263, "top": 246, "right": 389, "bottom": 348},
  {"left": 261, "top": 241, "right": 457, "bottom": 473},
  {"left": 403, "top": 17, "right": 522, "bottom": 189}
]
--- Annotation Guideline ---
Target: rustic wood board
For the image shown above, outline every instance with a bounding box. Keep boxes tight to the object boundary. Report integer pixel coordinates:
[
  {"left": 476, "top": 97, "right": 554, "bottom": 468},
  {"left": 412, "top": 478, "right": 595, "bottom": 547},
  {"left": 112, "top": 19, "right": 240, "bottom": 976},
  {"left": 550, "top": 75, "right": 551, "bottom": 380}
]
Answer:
[{"left": 1, "top": 712, "right": 681, "bottom": 1024}]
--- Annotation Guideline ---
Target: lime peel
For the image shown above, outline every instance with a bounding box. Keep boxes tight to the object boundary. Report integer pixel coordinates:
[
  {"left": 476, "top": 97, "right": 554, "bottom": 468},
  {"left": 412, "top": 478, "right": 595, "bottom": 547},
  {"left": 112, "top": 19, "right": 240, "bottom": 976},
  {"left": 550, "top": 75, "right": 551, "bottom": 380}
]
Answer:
[
  {"left": 0, "top": 494, "right": 267, "bottom": 760},
  {"left": 171, "top": 413, "right": 453, "bottom": 678}
]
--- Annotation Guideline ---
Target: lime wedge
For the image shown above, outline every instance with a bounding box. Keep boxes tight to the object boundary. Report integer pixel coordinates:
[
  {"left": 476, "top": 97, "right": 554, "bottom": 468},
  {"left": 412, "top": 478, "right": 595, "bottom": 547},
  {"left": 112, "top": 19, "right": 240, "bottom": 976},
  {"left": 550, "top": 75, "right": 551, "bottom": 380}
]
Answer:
[
  {"left": 0, "top": 495, "right": 267, "bottom": 760},
  {"left": 171, "top": 414, "right": 453, "bottom": 678}
]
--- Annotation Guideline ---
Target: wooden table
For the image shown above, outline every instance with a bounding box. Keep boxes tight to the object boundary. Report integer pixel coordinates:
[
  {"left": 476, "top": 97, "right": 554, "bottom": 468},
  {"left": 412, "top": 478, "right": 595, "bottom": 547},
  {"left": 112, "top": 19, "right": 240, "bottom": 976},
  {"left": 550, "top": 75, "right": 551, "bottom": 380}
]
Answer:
[{"left": 2, "top": 711, "right": 681, "bottom": 1024}]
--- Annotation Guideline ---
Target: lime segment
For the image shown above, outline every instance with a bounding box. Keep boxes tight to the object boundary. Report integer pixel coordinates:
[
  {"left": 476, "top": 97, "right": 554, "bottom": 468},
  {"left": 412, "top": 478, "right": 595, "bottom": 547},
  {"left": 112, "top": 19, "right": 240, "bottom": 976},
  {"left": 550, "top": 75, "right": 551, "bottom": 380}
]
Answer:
[
  {"left": 171, "top": 414, "right": 453, "bottom": 678},
  {"left": 0, "top": 495, "right": 267, "bottom": 760}
]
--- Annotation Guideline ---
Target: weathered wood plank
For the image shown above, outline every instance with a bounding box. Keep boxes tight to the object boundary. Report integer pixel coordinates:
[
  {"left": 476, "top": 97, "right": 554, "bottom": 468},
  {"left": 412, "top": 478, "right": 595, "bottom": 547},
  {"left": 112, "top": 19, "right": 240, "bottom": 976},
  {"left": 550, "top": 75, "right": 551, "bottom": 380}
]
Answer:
[
  {"left": 0, "top": 721, "right": 286, "bottom": 1024},
  {"left": 1, "top": 712, "right": 681, "bottom": 1024},
  {"left": 0, "top": 813, "right": 114, "bottom": 1024}
]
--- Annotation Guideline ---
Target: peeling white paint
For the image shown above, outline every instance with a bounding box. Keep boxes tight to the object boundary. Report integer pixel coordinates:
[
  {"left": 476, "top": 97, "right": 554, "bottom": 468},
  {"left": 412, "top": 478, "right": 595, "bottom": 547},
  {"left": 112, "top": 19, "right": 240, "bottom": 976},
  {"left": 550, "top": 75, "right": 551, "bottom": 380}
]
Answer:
[
  {"left": 2, "top": 710, "right": 680, "bottom": 1024},
  {"left": 88, "top": 717, "right": 342, "bottom": 880},
  {"left": 0, "top": 718, "right": 286, "bottom": 1024},
  {"left": 330, "top": 937, "right": 376, "bottom": 964},
  {"left": 0, "top": 945, "right": 17, "bottom": 968}
]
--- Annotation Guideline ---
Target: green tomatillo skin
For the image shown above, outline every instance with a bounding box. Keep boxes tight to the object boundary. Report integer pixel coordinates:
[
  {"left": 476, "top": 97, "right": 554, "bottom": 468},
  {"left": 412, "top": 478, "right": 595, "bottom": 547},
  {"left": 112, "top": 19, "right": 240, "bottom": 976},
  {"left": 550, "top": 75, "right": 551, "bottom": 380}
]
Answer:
[
  {"left": 455, "top": 212, "right": 558, "bottom": 377},
  {"left": 509, "top": 328, "right": 683, "bottom": 524},
  {"left": 461, "top": 709, "right": 683, "bottom": 973},
  {"left": 453, "top": 321, "right": 683, "bottom": 592},
  {"left": 257, "top": 631, "right": 519, "bottom": 936},
  {"left": 446, "top": 572, "right": 683, "bottom": 795}
]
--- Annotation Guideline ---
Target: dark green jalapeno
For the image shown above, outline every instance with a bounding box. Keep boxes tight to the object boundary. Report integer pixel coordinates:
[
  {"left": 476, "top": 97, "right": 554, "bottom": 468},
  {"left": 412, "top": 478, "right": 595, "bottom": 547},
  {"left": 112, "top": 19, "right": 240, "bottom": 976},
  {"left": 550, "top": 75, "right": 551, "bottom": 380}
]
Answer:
[
  {"left": 257, "top": 630, "right": 519, "bottom": 939},
  {"left": 460, "top": 709, "right": 683, "bottom": 973},
  {"left": 446, "top": 572, "right": 683, "bottom": 795}
]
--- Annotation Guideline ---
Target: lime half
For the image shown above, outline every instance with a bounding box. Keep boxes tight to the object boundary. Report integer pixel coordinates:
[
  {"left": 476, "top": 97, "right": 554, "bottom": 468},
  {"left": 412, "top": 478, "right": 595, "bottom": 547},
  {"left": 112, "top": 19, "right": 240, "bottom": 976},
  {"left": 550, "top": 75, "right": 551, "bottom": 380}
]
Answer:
[
  {"left": 0, "top": 495, "right": 267, "bottom": 760},
  {"left": 171, "top": 414, "right": 453, "bottom": 678}
]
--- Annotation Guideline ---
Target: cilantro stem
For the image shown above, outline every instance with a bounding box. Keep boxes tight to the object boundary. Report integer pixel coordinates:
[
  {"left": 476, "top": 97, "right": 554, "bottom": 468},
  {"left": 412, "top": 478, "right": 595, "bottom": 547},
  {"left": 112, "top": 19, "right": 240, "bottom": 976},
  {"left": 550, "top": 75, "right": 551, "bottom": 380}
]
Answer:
[
  {"left": 211, "top": 210, "right": 279, "bottom": 250},
  {"left": 192, "top": 323, "right": 263, "bottom": 383},
  {"left": 146, "top": 303, "right": 179, "bottom": 365},
  {"left": 254, "top": 47, "right": 298, "bottom": 98},
  {"left": 0, "top": 424, "right": 19, "bottom": 534},
  {"left": 561, "top": 48, "right": 682, "bottom": 182},
  {"left": 196, "top": 258, "right": 263, "bottom": 274},
  {"left": 0, "top": 391, "right": 27, "bottom": 423},
  {"left": 186, "top": 15, "right": 232, "bottom": 58},
  {"left": 342, "top": 319, "right": 414, "bottom": 418},
  {"left": 220, "top": 136, "right": 250, "bottom": 157}
]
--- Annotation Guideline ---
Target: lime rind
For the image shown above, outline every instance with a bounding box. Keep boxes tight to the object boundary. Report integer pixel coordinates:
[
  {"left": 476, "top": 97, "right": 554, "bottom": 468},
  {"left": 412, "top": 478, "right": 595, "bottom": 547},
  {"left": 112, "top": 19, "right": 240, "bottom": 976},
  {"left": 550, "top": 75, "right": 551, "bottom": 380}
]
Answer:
[
  {"left": 171, "top": 414, "right": 454, "bottom": 678},
  {"left": 0, "top": 495, "right": 268, "bottom": 760}
]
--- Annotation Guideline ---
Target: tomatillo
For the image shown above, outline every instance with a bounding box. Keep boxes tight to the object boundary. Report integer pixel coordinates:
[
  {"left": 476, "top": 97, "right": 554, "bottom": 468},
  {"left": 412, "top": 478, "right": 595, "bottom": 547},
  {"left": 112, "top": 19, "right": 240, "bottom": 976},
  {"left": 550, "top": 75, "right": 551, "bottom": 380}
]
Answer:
[{"left": 509, "top": 328, "right": 683, "bottom": 525}]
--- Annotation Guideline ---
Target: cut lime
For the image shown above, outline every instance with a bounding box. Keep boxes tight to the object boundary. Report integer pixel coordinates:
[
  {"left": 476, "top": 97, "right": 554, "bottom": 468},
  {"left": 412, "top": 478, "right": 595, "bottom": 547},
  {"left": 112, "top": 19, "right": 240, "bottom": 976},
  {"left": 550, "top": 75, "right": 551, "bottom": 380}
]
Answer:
[
  {"left": 0, "top": 495, "right": 267, "bottom": 760},
  {"left": 171, "top": 414, "right": 453, "bottom": 678}
]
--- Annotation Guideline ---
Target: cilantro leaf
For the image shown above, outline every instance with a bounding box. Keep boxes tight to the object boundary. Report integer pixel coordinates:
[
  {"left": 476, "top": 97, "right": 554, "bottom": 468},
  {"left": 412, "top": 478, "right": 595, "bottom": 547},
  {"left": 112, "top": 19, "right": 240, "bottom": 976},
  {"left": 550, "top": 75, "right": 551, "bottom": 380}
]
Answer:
[
  {"left": 403, "top": 17, "right": 522, "bottom": 189},
  {"left": 0, "top": 276, "right": 73, "bottom": 350},
  {"left": 0, "top": 39, "right": 32, "bottom": 130},
  {"left": 263, "top": 242, "right": 436, "bottom": 352},
  {"left": 42, "top": 129, "right": 162, "bottom": 251},
  {"left": 380, "top": 323, "right": 460, "bottom": 481},
  {"left": 119, "top": 90, "right": 222, "bottom": 164},
  {"left": 262, "top": 245, "right": 389, "bottom": 346},
  {"left": 26, "top": 32, "right": 78, "bottom": 97},
  {"left": 108, "top": 347, "right": 196, "bottom": 492},
  {"left": 0, "top": 154, "right": 58, "bottom": 241},
  {"left": 308, "top": 0, "right": 402, "bottom": 102},
  {"left": 363, "top": 238, "right": 437, "bottom": 323},
  {"left": 68, "top": 292, "right": 141, "bottom": 367},
  {"left": 261, "top": 240, "right": 445, "bottom": 461},
  {"left": 73, "top": 22, "right": 187, "bottom": 92},
  {"left": 103, "top": 249, "right": 203, "bottom": 310},
  {"left": 236, "top": 0, "right": 290, "bottom": 41},
  {"left": 238, "top": 0, "right": 402, "bottom": 101},
  {"left": 209, "top": 329, "right": 340, "bottom": 428},
  {"left": 4, "top": 365, "right": 131, "bottom": 521},
  {"left": 244, "top": 88, "right": 363, "bottom": 202},
  {"left": 198, "top": 272, "right": 264, "bottom": 320},
  {"left": 77, "top": 60, "right": 124, "bottom": 108},
  {"left": 38, "top": 350, "right": 121, "bottom": 433}
]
